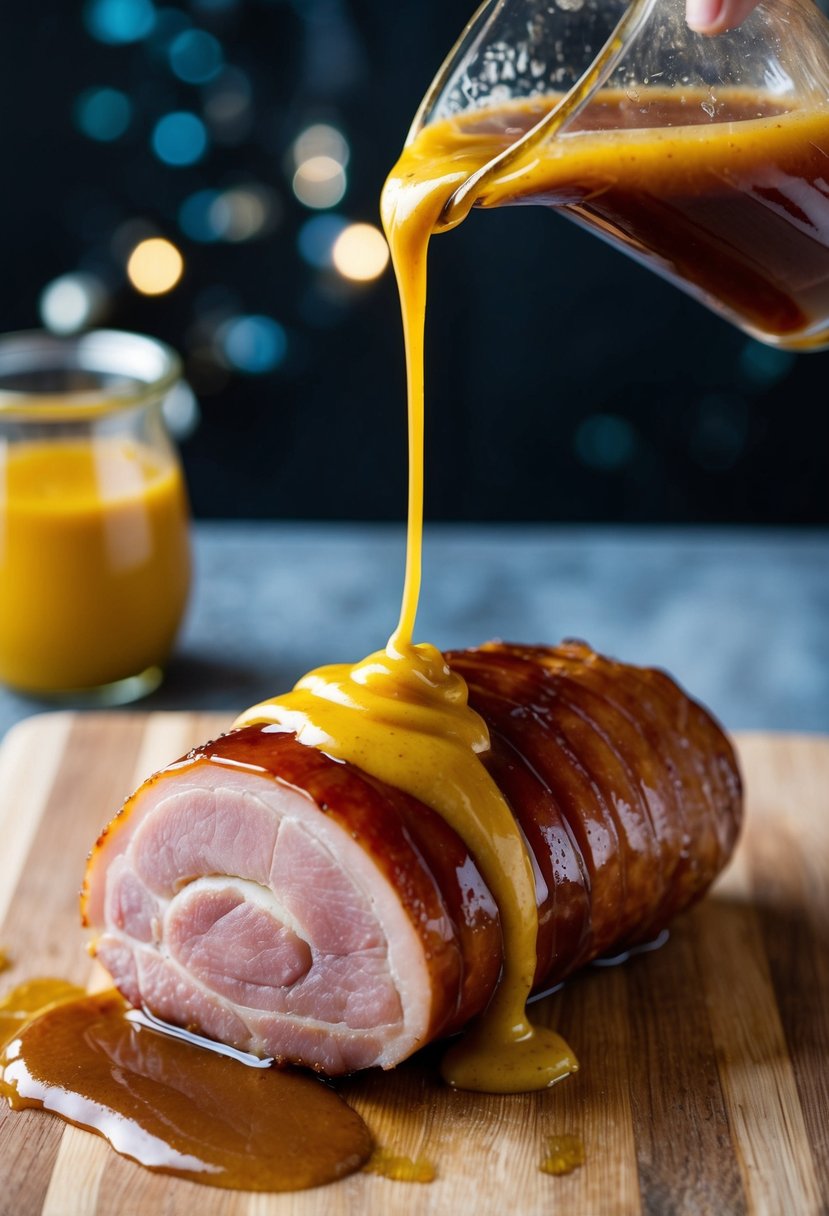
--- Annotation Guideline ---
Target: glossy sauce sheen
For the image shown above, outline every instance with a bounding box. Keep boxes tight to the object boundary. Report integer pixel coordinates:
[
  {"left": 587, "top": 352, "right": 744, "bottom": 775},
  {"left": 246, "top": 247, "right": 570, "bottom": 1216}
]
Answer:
[
  {"left": 236, "top": 646, "right": 577, "bottom": 1092},
  {"left": 365, "top": 1147, "right": 437, "bottom": 1183},
  {"left": 540, "top": 1134, "right": 586, "bottom": 1176},
  {"left": 0, "top": 439, "right": 190, "bottom": 692},
  {"left": 0, "top": 984, "right": 373, "bottom": 1191},
  {"left": 0, "top": 978, "right": 87, "bottom": 1045}
]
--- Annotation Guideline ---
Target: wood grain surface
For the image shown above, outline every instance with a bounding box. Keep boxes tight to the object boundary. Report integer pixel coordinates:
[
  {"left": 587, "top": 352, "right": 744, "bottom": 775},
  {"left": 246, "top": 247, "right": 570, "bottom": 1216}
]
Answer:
[{"left": 0, "top": 714, "right": 826, "bottom": 1216}]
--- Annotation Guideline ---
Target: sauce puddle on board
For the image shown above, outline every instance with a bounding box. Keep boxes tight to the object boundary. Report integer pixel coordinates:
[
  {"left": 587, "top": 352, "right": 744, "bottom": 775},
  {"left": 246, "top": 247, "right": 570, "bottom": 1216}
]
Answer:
[{"left": 0, "top": 982, "right": 373, "bottom": 1191}]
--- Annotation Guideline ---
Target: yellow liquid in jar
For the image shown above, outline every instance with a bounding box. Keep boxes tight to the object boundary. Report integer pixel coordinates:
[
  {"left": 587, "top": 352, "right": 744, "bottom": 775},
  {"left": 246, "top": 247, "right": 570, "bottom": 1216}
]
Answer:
[{"left": 0, "top": 438, "right": 190, "bottom": 693}]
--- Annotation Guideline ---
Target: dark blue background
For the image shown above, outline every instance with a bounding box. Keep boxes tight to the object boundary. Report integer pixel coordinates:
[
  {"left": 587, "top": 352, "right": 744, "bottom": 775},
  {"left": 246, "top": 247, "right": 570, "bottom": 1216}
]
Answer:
[{"left": 1, "top": 0, "right": 826, "bottom": 523}]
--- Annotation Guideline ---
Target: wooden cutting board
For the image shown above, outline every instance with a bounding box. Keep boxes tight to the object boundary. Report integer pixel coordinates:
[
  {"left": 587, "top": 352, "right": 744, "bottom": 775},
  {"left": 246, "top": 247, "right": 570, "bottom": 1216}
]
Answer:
[{"left": 0, "top": 713, "right": 826, "bottom": 1216}]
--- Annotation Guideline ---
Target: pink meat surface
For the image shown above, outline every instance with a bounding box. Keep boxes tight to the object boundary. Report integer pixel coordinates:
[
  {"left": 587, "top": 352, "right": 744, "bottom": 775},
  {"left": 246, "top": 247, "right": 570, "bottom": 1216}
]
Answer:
[{"left": 85, "top": 756, "right": 447, "bottom": 1073}]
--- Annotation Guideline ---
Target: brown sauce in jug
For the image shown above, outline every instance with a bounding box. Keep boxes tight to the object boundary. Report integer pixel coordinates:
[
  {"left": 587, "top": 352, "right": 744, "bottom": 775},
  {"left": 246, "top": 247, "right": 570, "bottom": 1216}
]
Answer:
[{"left": 388, "top": 89, "right": 829, "bottom": 347}]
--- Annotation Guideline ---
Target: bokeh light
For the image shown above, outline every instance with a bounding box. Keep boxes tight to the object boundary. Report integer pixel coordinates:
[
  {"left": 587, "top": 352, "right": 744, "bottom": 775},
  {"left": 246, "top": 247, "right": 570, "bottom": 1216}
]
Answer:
[
  {"left": 738, "top": 340, "right": 796, "bottom": 389},
  {"left": 331, "top": 223, "right": 389, "bottom": 282},
  {"left": 179, "top": 185, "right": 278, "bottom": 243},
  {"left": 127, "top": 237, "right": 184, "bottom": 295},
  {"left": 218, "top": 315, "right": 288, "bottom": 374},
  {"left": 203, "top": 67, "right": 252, "bottom": 144},
  {"left": 210, "top": 186, "right": 278, "bottom": 242},
  {"left": 291, "top": 124, "right": 350, "bottom": 170},
  {"left": 297, "top": 215, "right": 348, "bottom": 269},
  {"left": 162, "top": 381, "right": 200, "bottom": 439},
  {"left": 39, "top": 274, "right": 108, "bottom": 335},
  {"left": 179, "top": 189, "right": 221, "bottom": 243},
  {"left": 292, "top": 156, "right": 346, "bottom": 210},
  {"left": 151, "top": 111, "right": 208, "bottom": 166},
  {"left": 575, "top": 414, "right": 637, "bottom": 471},
  {"left": 168, "top": 29, "right": 224, "bottom": 84},
  {"left": 74, "top": 88, "right": 133, "bottom": 142},
  {"left": 84, "top": 0, "right": 156, "bottom": 44}
]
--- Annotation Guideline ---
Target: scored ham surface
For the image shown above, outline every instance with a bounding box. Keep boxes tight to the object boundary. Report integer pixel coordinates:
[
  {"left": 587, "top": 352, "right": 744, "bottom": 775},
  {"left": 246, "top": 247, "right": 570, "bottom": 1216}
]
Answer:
[{"left": 82, "top": 641, "right": 742, "bottom": 1075}]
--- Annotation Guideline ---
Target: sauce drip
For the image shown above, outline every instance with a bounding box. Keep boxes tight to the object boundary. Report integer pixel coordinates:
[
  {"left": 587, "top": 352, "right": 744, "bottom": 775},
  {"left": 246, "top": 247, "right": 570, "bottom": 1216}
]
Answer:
[
  {"left": 365, "top": 1147, "right": 437, "bottom": 1183},
  {"left": 237, "top": 641, "right": 575, "bottom": 1092},
  {"left": 540, "top": 1134, "right": 586, "bottom": 1177},
  {"left": 0, "top": 984, "right": 372, "bottom": 1192},
  {"left": 0, "top": 977, "right": 86, "bottom": 1046}
]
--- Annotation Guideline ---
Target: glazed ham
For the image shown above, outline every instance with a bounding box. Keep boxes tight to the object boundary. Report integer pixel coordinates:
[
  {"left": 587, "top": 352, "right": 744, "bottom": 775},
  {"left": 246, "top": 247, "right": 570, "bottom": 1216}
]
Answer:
[{"left": 83, "top": 641, "right": 742, "bottom": 1074}]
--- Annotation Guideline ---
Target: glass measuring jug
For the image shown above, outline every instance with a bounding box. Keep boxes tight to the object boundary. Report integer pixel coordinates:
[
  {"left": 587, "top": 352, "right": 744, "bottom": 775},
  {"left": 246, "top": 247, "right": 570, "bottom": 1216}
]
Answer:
[{"left": 407, "top": 0, "right": 829, "bottom": 350}]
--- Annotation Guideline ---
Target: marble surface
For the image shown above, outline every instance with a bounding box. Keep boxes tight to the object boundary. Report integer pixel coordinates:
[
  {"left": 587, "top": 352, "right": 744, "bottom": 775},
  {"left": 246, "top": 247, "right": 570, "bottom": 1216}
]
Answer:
[{"left": 1, "top": 523, "right": 827, "bottom": 739}]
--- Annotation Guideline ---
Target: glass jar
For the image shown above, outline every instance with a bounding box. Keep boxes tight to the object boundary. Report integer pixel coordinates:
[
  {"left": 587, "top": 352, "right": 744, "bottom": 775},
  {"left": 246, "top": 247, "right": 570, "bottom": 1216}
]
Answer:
[{"left": 0, "top": 330, "right": 192, "bottom": 704}]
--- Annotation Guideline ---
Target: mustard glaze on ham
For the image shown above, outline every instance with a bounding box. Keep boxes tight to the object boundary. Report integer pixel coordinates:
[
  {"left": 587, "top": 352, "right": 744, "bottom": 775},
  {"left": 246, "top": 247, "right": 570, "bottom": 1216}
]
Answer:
[{"left": 83, "top": 641, "right": 742, "bottom": 1075}]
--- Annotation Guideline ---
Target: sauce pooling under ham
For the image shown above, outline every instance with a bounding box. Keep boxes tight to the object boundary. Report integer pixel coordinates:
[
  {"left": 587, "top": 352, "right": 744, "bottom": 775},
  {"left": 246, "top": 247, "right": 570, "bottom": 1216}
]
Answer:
[{"left": 0, "top": 985, "right": 372, "bottom": 1191}]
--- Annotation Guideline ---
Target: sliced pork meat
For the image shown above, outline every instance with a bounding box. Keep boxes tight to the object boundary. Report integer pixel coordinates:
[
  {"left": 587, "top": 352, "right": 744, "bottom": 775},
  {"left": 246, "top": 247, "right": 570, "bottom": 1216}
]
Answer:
[{"left": 83, "top": 641, "right": 742, "bottom": 1075}]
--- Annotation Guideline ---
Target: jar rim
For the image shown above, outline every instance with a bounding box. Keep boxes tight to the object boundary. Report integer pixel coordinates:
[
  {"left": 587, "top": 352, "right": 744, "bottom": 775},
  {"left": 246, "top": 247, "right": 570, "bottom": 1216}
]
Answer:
[{"left": 0, "top": 329, "right": 182, "bottom": 421}]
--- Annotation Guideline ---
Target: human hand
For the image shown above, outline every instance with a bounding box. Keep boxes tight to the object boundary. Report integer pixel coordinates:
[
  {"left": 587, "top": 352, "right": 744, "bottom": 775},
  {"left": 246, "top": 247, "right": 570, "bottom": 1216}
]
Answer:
[{"left": 686, "top": 0, "right": 760, "bottom": 34}]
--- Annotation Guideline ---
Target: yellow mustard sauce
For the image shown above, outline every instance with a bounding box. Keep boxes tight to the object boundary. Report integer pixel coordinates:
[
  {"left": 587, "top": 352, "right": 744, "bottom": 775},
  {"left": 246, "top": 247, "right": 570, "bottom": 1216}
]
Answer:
[
  {"left": 540, "top": 1134, "right": 586, "bottom": 1176},
  {"left": 235, "top": 102, "right": 585, "bottom": 1095},
  {"left": 364, "top": 1146, "right": 437, "bottom": 1183}
]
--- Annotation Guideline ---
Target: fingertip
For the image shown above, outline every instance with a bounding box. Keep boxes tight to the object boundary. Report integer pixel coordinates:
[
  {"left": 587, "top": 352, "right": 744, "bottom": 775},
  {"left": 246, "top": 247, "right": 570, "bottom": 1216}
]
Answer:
[
  {"left": 686, "top": 0, "right": 725, "bottom": 31},
  {"left": 686, "top": 0, "right": 756, "bottom": 34}
]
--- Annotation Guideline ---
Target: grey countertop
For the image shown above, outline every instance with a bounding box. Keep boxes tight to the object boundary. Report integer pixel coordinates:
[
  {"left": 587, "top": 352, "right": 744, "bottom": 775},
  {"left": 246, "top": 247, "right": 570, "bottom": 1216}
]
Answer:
[{"left": 1, "top": 522, "right": 827, "bottom": 739}]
